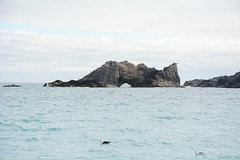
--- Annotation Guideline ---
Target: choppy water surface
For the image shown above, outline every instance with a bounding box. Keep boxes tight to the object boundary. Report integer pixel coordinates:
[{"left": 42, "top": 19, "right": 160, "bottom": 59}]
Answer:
[{"left": 0, "top": 83, "right": 240, "bottom": 160}]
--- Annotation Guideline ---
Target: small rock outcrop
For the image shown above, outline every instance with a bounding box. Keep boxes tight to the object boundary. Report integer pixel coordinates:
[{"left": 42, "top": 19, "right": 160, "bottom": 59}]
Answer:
[
  {"left": 3, "top": 84, "right": 21, "bottom": 87},
  {"left": 44, "top": 61, "right": 181, "bottom": 87},
  {"left": 184, "top": 72, "right": 240, "bottom": 88}
]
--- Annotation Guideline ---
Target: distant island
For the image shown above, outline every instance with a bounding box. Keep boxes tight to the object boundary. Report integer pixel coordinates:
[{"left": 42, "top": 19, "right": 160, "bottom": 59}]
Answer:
[
  {"left": 44, "top": 60, "right": 181, "bottom": 87},
  {"left": 184, "top": 72, "right": 240, "bottom": 88},
  {"left": 3, "top": 84, "right": 21, "bottom": 87}
]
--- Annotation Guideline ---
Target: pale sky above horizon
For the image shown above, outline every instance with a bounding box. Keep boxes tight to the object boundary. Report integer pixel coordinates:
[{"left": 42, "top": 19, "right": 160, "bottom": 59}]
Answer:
[{"left": 0, "top": 0, "right": 240, "bottom": 84}]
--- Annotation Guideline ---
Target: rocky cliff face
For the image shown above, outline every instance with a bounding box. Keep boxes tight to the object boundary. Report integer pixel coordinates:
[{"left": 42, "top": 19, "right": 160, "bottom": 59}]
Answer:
[
  {"left": 44, "top": 61, "right": 181, "bottom": 87},
  {"left": 184, "top": 72, "right": 240, "bottom": 88}
]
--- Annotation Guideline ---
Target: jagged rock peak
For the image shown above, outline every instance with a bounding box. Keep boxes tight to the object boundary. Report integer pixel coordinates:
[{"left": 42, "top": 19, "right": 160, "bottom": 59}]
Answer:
[
  {"left": 137, "top": 63, "right": 148, "bottom": 68},
  {"left": 103, "top": 60, "right": 118, "bottom": 66},
  {"left": 164, "top": 63, "right": 178, "bottom": 71},
  {"left": 45, "top": 61, "right": 181, "bottom": 87}
]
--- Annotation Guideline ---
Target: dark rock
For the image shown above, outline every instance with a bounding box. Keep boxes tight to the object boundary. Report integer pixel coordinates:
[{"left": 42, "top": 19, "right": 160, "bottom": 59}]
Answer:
[
  {"left": 184, "top": 72, "right": 240, "bottom": 88},
  {"left": 44, "top": 60, "right": 181, "bottom": 87},
  {"left": 183, "top": 79, "right": 205, "bottom": 87},
  {"left": 3, "top": 84, "right": 21, "bottom": 87},
  {"left": 45, "top": 80, "right": 64, "bottom": 87}
]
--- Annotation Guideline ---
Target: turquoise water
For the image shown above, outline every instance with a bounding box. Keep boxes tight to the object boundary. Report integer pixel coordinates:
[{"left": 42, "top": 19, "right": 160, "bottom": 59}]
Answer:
[{"left": 0, "top": 83, "right": 240, "bottom": 160}]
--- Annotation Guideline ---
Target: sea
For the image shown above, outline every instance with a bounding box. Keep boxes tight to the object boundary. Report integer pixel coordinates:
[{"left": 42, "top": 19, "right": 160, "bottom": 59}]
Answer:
[{"left": 0, "top": 83, "right": 240, "bottom": 160}]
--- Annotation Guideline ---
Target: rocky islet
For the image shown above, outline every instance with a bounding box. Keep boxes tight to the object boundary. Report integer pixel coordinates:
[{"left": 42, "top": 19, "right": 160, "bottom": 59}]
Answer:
[
  {"left": 44, "top": 60, "right": 181, "bottom": 87},
  {"left": 184, "top": 72, "right": 240, "bottom": 88},
  {"left": 43, "top": 60, "right": 240, "bottom": 88}
]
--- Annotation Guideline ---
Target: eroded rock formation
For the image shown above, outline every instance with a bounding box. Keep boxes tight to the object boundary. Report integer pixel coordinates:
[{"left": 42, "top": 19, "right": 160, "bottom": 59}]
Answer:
[
  {"left": 44, "top": 60, "right": 181, "bottom": 87},
  {"left": 184, "top": 72, "right": 240, "bottom": 88}
]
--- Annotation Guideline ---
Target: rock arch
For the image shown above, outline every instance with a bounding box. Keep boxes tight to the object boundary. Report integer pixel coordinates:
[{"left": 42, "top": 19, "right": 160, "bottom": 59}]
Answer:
[{"left": 45, "top": 61, "right": 180, "bottom": 87}]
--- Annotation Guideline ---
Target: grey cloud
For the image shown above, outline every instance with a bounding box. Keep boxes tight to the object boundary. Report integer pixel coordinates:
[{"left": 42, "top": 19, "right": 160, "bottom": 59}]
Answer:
[
  {"left": 1, "top": 29, "right": 240, "bottom": 82},
  {"left": 0, "top": 0, "right": 240, "bottom": 82}
]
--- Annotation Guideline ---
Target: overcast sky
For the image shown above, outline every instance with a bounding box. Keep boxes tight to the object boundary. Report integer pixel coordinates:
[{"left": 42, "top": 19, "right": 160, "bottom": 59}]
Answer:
[{"left": 0, "top": 0, "right": 240, "bottom": 84}]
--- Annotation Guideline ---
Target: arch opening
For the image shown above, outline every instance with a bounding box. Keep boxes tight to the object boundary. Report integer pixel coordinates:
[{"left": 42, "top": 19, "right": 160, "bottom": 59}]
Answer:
[{"left": 119, "top": 83, "right": 132, "bottom": 88}]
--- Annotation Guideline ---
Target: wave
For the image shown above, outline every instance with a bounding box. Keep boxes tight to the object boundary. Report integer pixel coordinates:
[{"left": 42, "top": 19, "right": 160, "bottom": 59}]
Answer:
[
  {"left": 20, "top": 118, "right": 50, "bottom": 124},
  {"left": 25, "top": 137, "right": 38, "bottom": 142},
  {"left": 155, "top": 115, "right": 185, "bottom": 121},
  {"left": 47, "top": 127, "right": 62, "bottom": 131}
]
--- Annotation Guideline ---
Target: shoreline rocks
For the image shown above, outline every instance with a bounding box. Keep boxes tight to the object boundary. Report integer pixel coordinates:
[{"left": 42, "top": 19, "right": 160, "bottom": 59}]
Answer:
[
  {"left": 44, "top": 60, "right": 181, "bottom": 87},
  {"left": 184, "top": 72, "right": 240, "bottom": 88}
]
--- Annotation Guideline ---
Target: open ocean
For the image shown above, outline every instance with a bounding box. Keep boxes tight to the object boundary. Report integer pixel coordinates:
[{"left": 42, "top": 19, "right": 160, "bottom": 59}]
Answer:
[{"left": 0, "top": 83, "right": 240, "bottom": 160}]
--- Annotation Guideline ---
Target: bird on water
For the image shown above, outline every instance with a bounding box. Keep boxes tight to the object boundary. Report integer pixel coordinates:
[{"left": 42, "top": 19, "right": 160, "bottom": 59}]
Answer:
[
  {"left": 195, "top": 150, "right": 208, "bottom": 155},
  {"left": 101, "top": 139, "right": 111, "bottom": 144}
]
